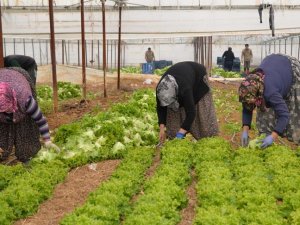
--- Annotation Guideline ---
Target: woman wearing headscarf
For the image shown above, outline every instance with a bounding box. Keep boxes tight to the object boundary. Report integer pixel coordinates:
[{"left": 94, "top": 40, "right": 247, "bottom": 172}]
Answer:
[
  {"left": 0, "top": 68, "right": 59, "bottom": 163},
  {"left": 239, "top": 54, "right": 300, "bottom": 148},
  {"left": 4, "top": 55, "right": 38, "bottom": 85},
  {"left": 156, "top": 61, "right": 219, "bottom": 143}
]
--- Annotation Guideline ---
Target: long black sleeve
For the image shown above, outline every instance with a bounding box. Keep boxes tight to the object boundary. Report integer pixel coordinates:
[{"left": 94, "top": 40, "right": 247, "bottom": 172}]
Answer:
[{"left": 181, "top": 90, "right": 196, "bottom": 131}]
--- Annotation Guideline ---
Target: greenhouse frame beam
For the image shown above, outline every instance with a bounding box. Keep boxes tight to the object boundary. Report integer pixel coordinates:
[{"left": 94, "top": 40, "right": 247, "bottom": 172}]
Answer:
[
  {"left": 261, "top": 33, "right": 300, "bottom": 44},
  {"left": 3, "top": 4, "right": 300, "bottom": 11}
]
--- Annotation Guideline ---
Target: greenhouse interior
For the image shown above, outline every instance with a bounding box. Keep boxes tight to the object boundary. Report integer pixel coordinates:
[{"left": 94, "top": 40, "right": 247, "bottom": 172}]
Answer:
[{"left": 1, "top": 1, "right": 300, "bottom": 225}]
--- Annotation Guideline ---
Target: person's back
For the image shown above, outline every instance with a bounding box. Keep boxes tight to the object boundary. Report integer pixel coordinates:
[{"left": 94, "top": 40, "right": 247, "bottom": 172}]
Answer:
[
  {"left": 222, "top": 47, "right": 235, "bottom": 71},
  {"left": 222, "top": 48, "right": 235, "bottom": 62}
]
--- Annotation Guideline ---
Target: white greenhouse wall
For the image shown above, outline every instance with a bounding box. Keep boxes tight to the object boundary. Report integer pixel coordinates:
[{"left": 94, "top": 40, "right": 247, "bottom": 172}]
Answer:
[
  {"left": 4, "top": 36, "right": 300, "bottom": 70},
  {"left": 2, "top": 8, "right": 300, "bottom": 39},
  {"left": 1, "top": 1, "right": 300, "bottom": 69}
]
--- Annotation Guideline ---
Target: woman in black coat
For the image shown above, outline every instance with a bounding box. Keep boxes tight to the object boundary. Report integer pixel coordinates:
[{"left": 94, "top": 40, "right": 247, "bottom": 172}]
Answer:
[{"left": 156, "top": 61, "right": 218, "bottom": 143}]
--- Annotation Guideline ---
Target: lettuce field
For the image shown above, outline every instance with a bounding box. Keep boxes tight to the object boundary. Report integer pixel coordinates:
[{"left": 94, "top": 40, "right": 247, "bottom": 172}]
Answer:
[{"left": 1, "top": 79, "right": 300, "bottom": 225}]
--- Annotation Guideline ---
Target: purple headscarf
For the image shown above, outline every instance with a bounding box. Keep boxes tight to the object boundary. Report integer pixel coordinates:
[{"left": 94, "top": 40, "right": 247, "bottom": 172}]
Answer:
[{"left": 0, "top": 82, "right": 18, "bottom": 113}]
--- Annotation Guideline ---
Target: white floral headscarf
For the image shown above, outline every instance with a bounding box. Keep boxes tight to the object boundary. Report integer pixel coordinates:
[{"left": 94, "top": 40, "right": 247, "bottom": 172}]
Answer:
[{"left": 156, "top": 75, "right": 179, "bottom": 111}]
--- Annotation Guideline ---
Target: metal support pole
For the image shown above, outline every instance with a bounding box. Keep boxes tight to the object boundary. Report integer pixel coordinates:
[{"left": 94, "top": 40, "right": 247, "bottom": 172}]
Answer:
[
  {"left": 46, "top": 40, "right": 49, "bottom": 64},
  {"left": 106, "top": 39, "right": 109, "bottom": 70},
  {"left": 265, "top": 42, "right": 267, "bottom": 57},
  {"left": 279, "top": 39, "right": 281, "bottom": 53},
  {"left": 114, "top": 40, "right": 117, "bottom": 69},
  {"left": 291, "top": 37, "right": 293, "bottom": 56},
  {"left": 32, "top": 39, "right": 35, "bottom": 59},
  {"left": 260, "top": 43, "right": 263, "bottom": 61},
  {"left": 91, "top": 39, "right": 94, "bottom": 67},
  {"left": 3, "top": 38, "right": 6, "bottom": 57},
  {"left": 23, "top": 39, "right": 26, "bottom": 55},
  {"left": 67, "top": 40, "right": 70, "bottom": 64},
  {"left": 81, "top": 0, "right": 87, "bottom": 99},
  {"left": 62, "top": 40, "right": 65, "bottom": 64},
  {"left": 110, "top": 40, "right": 113, "bottom": 70},
  {"left": 48, "top": 0, "right": 58, "bottom": 112},
  {"left": 39, "top": 40, "right": 42, "bottom": 65},
  {"left": 123, "top": 43, "right": 125, "bottom": 67},
  {"left": 285, "top": 39, "right": 287, "bottom": 54},
  {"left": 85, "top": 40, "right": 87, "bottom": 68},
  {"left": 98, "top": 39, "right": 100, "bottom": 69},
  {"left": 77, "top": 40, "right": 80, "bottom": 66},
  {"left": 13, "top": 38, "right": 16, "bottom": 54}
]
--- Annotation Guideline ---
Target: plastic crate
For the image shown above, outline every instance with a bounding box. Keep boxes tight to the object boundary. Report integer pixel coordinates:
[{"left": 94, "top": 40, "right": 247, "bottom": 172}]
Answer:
[
  {"left": 153, "top": 60, "right": 173, "bottom": 69},
  {"left": 142, "top": 63, "right": 154, "bottom": 74},
  {"left": 217, "top": 57, "right": 224, "bottom": 66},
  {"left": 232, "top": 57, "right": 240, "bottom": 72}
]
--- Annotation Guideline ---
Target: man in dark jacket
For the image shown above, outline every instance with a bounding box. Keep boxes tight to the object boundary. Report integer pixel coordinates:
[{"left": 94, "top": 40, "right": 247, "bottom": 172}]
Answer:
[
  {"left": 156, "top": 61, "right": 218, "bottom": 143},
  {"left": 222, "top": 47, "right": 235, "bottom": 71}
]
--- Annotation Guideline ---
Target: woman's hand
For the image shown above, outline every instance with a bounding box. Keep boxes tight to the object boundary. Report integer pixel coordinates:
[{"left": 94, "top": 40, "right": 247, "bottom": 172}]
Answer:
[
  {"left": 44, "top": 140, "right": 61, "bottom": 153},
  {"left": 241, "top": 126, "right": 250, "bottom": 147},
  {"left": 260, "top": 131, "right": 278, "bottom": 149},
  {"left": 176, "top": 128, "right": 187, "bottom": 139}
]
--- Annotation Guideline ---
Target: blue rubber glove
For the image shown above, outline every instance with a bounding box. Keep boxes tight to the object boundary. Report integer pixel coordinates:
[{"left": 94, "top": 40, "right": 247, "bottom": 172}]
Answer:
[
  {"left": 241, "top": 131, "right": 249, "bottom": 147},
  {"left": 176, "top": 132, "right": 185, "bottom": 139},
  {"left": 260, "top": 135, "right": 274, "bottom": 149}
]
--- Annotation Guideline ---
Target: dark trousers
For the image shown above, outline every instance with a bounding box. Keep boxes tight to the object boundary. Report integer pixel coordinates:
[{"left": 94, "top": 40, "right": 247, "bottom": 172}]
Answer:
[{"left": 224, "top": 61, "right": 233, "bottom": 71}]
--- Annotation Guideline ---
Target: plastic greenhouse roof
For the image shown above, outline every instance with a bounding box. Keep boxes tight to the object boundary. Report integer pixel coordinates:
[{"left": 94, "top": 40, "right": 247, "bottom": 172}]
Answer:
[{"left": 3, "top": 0, "right": 300, "bottom": 8}]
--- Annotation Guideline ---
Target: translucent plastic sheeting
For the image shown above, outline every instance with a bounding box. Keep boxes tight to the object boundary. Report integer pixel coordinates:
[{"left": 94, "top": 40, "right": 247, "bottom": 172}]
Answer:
[
  {"left": 2, "top": 8, "right": 300, "bottom": 40},
  {"left": 2, "top": 0, "right": 300, "bottom": 7}
]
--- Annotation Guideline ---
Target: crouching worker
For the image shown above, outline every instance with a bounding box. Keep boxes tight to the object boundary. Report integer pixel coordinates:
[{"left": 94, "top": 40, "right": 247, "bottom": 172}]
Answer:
[
  {"left": 239, "top": 54, "right": 300, "bottom": 148},
  {"left": 156, "top": 61, "right": 219, "bottom": 143},
  {"left": 0, "top": 68, "right": 59, "bottom": 163}
]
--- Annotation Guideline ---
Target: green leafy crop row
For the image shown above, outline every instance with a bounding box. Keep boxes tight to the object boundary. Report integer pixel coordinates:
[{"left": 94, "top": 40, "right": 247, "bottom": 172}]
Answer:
[
  {"left": 124, "top": 139, "right": 193, "bottom": 225},
  {"left": 60, "top": 146, "right": 154, "bottom": 225}
]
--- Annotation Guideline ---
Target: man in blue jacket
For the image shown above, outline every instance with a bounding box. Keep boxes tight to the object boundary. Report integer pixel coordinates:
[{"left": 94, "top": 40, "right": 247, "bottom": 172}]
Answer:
[{"left": 239, "top": 54, "right": 300, "bottom": 148}]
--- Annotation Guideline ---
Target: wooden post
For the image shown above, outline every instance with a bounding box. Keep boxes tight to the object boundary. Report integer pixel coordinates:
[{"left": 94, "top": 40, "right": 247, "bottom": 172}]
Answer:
[
  {"left": 117, "top": 1, "right": 123, "bottom": 89},
  {"left": 101, "top": 0, "right": 107, "bottom": 97},
  {"left": 81, "top": 0, "right": 87, "bottom": 99},
  {"left": 48, "top": 0, "right": 58, "bottom": 112}
]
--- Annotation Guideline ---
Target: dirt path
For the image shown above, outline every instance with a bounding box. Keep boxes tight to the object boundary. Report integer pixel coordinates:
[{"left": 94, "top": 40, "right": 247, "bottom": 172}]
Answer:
[
  {"left": 14, "top": 160, "right": 120, "bottom": 225},
  {"left": 178, "top": 169, "right": 197, "bottom": 225}
]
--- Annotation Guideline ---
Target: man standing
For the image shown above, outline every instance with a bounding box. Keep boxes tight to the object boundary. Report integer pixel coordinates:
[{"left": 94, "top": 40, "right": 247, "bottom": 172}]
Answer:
[
  {"left": 241, "top": 44, "right": 253, "bottom": 75},
  {"left": 145, "top": 47, "right": 155, "bottom": 63},
  {"left": 222, "top": 47, "right": 235, "bottom": 71}
]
